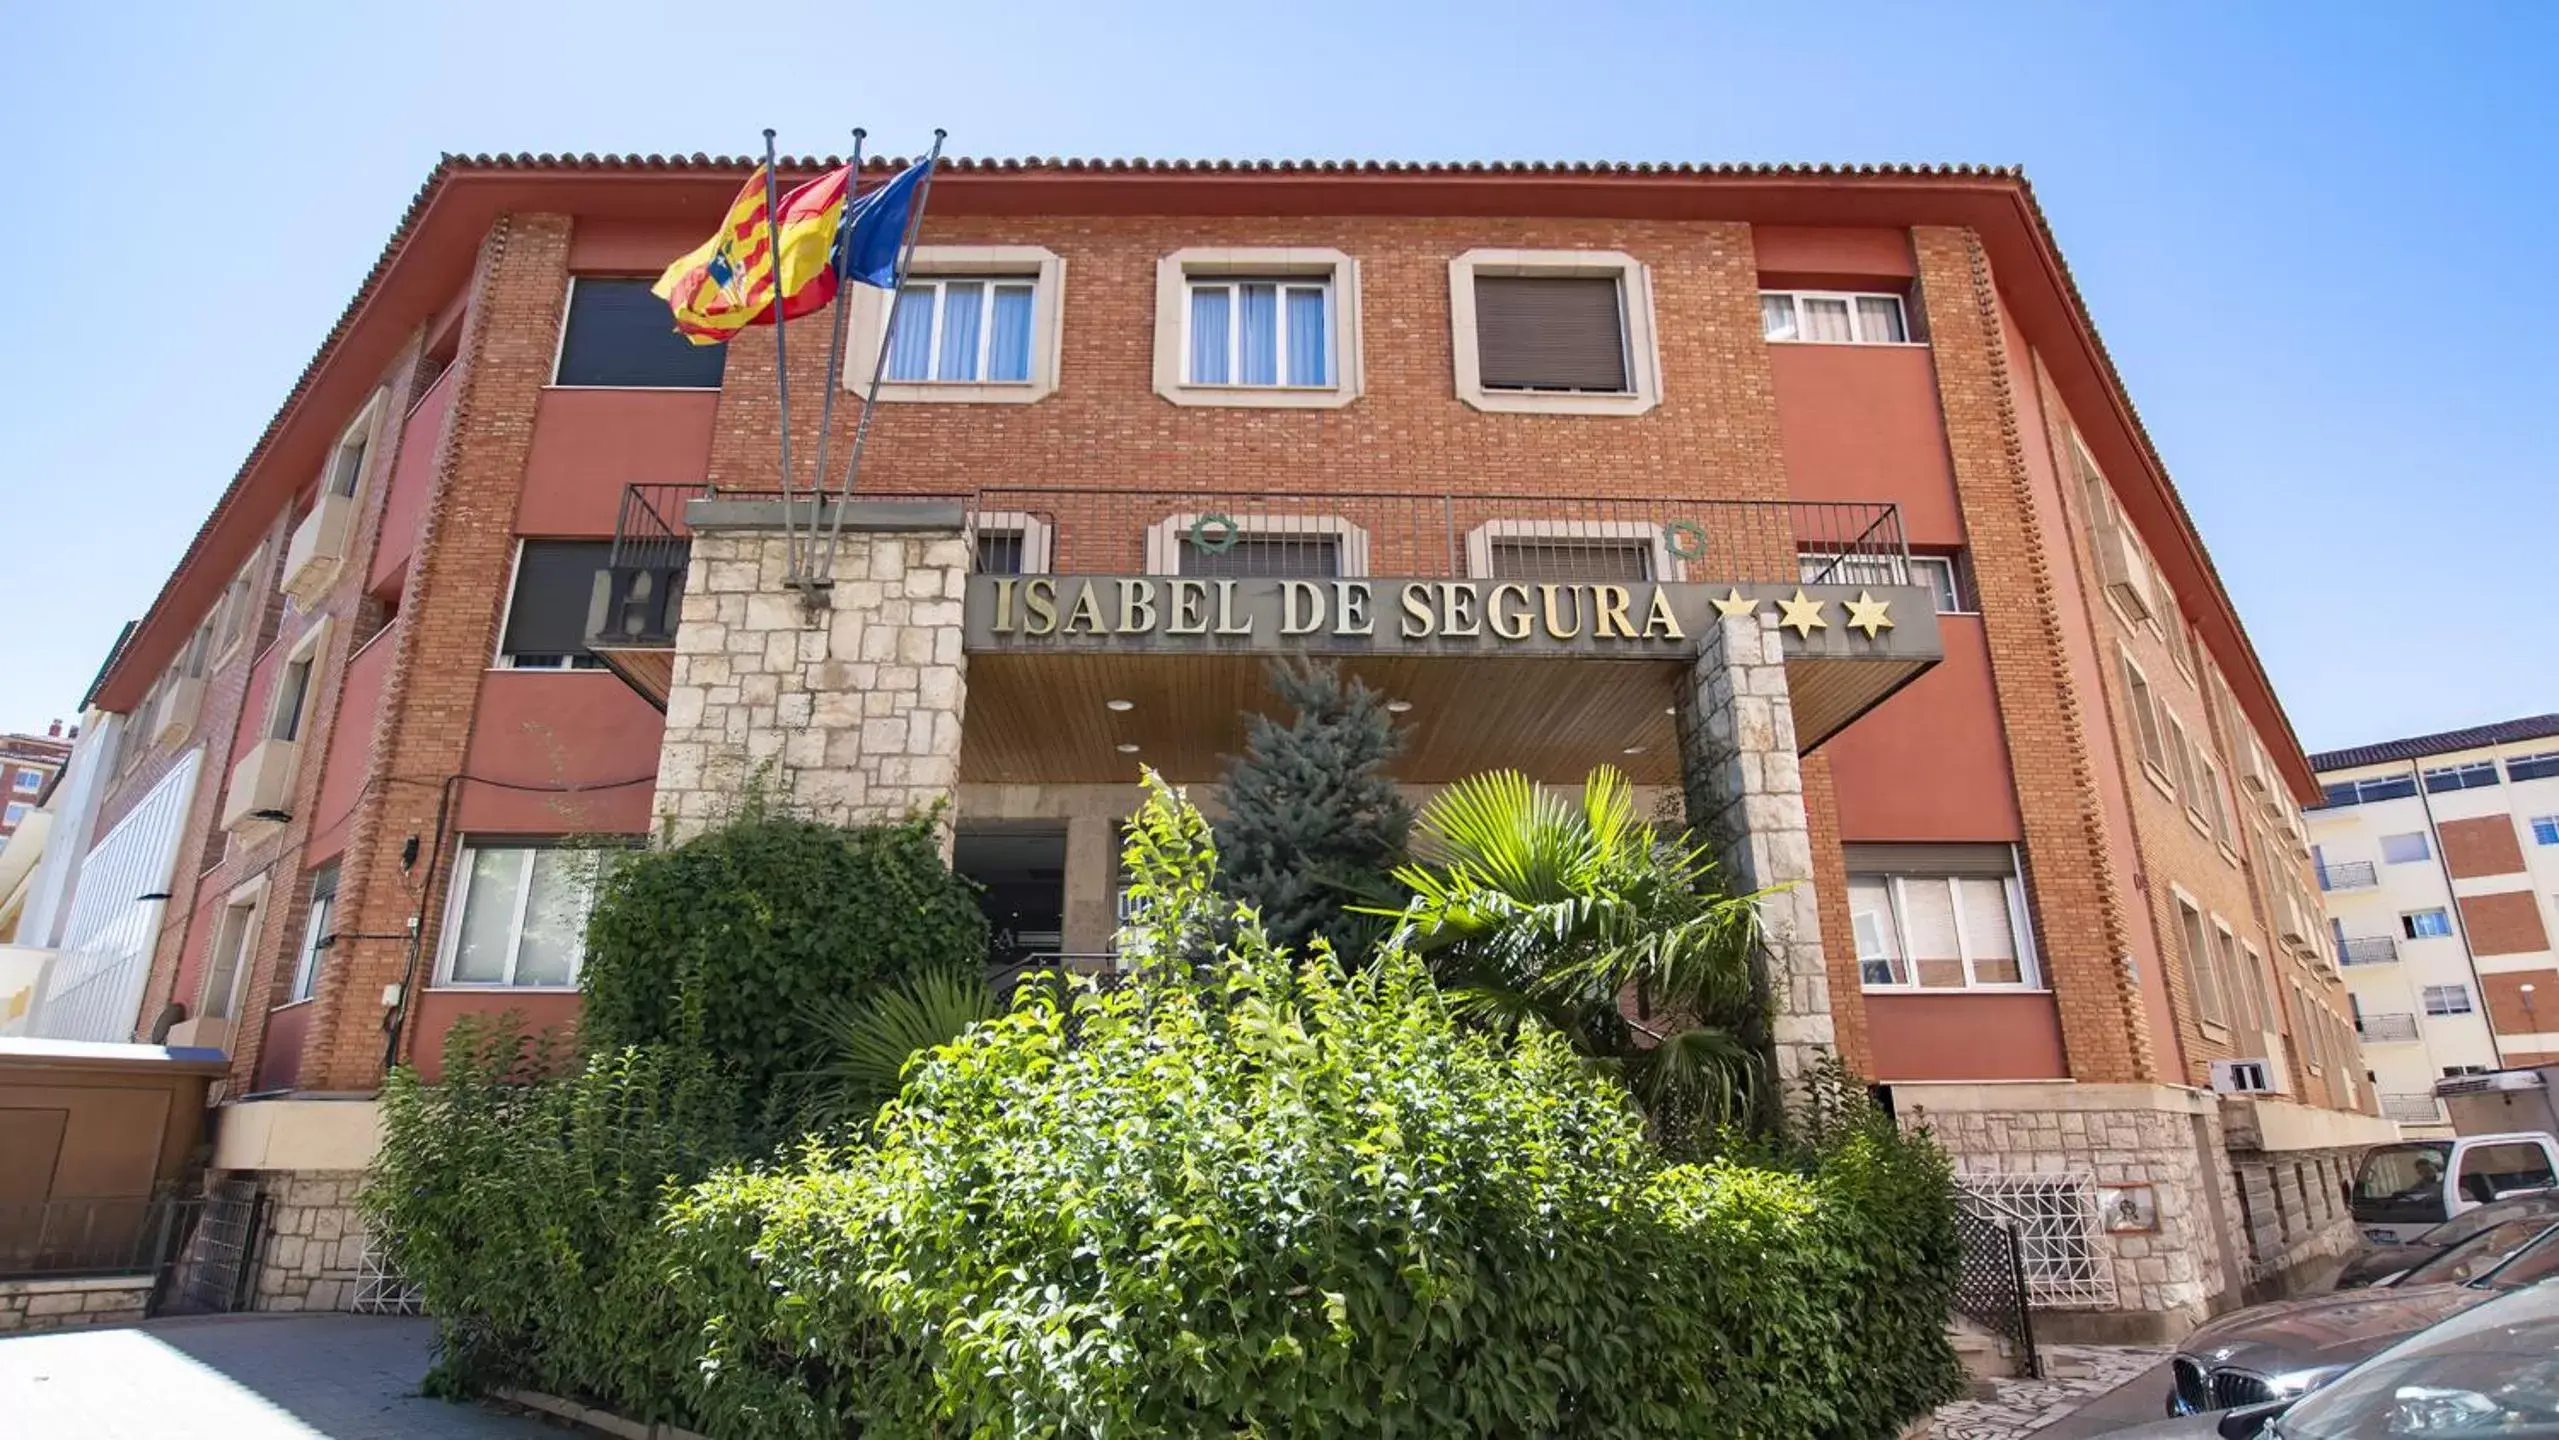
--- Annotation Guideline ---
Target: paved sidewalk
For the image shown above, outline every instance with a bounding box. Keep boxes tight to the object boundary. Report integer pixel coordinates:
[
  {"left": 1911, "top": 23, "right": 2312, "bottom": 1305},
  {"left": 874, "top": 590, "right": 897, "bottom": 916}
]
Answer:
[
  {"left": 0, "top": 1313, "right": 550, "bottom": 1438},
  {"left": 1916, "top": 1345, "right": 2170, "bottom": 1439}
]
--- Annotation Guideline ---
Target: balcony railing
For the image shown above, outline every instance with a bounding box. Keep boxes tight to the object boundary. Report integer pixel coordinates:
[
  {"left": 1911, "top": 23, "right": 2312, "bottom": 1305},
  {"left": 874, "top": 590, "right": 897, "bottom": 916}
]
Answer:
[
  {"left": 0, "top": 1193, "right": 198, "bottom": 1281},
  {"left": 2338, "top": 935, "right": 2399, "bottom": 967},
  {"left": 2317, "top": 860, "right": 2378, "bottom": 892},
  {"left": 2358, "top": 1012, "right": 2421, "bottom": 1044},
  {"left": 2380, "top": 1093, "right": 2444, "bottom": 1125}
]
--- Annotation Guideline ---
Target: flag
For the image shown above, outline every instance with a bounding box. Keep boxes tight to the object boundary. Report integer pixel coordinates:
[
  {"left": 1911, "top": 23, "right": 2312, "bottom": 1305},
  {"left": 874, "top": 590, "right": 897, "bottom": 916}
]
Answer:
[
  {"left": 652, "top": 167, "right": 777, "bottom": 346},
  {"left": 831, "top": 158, "right": 933, "bottom": 289}
]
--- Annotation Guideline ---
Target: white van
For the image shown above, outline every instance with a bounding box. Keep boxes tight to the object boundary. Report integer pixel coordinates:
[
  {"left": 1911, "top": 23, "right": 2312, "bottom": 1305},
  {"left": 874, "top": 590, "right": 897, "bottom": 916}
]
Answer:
[{"left": 2350, "top": 1133, "right": 2559, "bottom": 1245}]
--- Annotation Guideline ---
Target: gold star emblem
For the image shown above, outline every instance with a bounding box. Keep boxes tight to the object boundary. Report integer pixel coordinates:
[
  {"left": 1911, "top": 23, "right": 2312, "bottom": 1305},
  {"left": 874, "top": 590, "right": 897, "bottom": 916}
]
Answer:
[
  {"left": 1844, "top": 590, "right": 1894, "bottom": 639},
  {"left": 1711, "top": 587, "right": 1759, "bottom": 618},
  {"left": 1776, "top": 589, "right": 1829, "bottom": 638}
]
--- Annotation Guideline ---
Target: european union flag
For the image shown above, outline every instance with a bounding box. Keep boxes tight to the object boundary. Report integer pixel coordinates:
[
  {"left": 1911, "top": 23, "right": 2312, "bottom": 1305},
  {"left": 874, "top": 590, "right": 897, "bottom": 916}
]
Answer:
[{"left": 832, "top": 159, "right": 934, "bottom": 289}]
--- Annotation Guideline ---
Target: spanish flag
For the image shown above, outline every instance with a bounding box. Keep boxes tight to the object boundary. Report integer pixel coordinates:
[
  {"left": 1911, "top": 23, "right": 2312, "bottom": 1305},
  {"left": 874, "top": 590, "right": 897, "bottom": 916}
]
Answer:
[{"left": 652, "top": 167, "right": 852, "bottom": 345}]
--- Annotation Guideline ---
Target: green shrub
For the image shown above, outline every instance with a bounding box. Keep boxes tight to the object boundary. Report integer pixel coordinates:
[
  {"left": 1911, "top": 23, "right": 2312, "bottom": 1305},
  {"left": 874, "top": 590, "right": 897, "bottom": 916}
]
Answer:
[{"left": 577, "top": 808, "right": 987, "bottom": 1108}]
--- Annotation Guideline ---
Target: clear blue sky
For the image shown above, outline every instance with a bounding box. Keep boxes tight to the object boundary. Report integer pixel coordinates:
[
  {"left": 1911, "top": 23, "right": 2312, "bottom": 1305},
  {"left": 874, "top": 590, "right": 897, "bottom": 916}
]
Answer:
[{"left": 2, "top": 1, "right": 2550, "bottom": 753}]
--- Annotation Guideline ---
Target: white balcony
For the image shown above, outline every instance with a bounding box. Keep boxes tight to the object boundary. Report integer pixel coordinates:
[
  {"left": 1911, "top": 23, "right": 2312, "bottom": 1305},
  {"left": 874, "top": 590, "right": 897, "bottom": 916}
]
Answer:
[
  {"left": 2359, "top": 1012, "right": 2421, "bottom": 1044},
  {"left": 2339, "top": 935, "right": 2399, "bottom": 967},
  {"left": 280, "top": 492, "right": 355, "bottom": 609},
  {"left": 2380, "top": 1092, "right": 2443, "bottom": 1125},
  {"left": 218, "top": 738, "right": 300, "bottom": 832}
]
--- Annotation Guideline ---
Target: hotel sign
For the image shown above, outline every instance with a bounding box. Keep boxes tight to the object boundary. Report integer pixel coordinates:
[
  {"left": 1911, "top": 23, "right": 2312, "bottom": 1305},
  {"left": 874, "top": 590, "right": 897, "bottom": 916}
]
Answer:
[{"left": 965, "top": 575, "right": 1942, "bottom": 662}]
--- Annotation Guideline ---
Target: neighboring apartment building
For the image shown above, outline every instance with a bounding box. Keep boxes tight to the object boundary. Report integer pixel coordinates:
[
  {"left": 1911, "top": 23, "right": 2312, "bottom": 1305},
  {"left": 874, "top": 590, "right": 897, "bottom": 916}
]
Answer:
[
  {"left": 2310, "top": 714, "right": 2559, "bottom": 1133},
  {"left": 0, "top": 723, "right": 74, "bottom": 842},
  {"left": 58, "top": 154, "right": 2388, "bottom": 1333}
]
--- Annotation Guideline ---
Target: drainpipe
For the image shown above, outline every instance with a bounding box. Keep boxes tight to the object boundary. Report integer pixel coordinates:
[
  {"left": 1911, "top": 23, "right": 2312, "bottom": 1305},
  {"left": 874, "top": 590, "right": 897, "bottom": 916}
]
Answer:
[{"left": 2411, "top": 759, "right": 2504, "bottom": 1069}]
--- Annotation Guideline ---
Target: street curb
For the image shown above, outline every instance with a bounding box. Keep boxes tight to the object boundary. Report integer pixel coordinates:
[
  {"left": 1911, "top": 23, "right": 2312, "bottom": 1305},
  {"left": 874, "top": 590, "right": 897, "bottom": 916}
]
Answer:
[{"left": 492, "top": 1386, "right": 709, "bottom": 1440}]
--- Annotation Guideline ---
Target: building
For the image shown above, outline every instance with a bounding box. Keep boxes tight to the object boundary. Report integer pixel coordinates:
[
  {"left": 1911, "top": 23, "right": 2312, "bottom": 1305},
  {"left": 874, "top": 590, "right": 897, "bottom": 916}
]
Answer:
[
  {"left": 2310, "top": 715, "right": 2559, "bottom": 1131},
  {"left": 58, "top": 153, "right": 2391, "bottom": 1333},
  {"left": 0, "top": 723, "right": 74, "bottom": 843}
]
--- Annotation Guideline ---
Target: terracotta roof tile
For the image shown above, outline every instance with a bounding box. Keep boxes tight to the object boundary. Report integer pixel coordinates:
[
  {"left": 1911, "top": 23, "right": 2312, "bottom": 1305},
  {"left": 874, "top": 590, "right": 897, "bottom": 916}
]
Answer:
[{"left": 2312, "top": 714, "right": 2559, "bottom": 773}]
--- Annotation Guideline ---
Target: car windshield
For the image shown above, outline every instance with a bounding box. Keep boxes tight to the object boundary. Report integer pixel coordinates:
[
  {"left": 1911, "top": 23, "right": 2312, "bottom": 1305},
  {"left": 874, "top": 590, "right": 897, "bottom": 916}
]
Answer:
[
  {"left": 2271, "top": 1286, "right": 2559, "bottom": 1439},
  {"left": 2397, "top": 1218, "right": 2559, "bottom": 1288},
  {"left": 2358, "top": 1142, "right": 2455, "bottom": 1204},
  {"left": 2475, "top": 1224, "right": 2559, "bottom": 1290},
  {"left": 2426, "top": 1196, "right": 2558, "bottom": 1248}
]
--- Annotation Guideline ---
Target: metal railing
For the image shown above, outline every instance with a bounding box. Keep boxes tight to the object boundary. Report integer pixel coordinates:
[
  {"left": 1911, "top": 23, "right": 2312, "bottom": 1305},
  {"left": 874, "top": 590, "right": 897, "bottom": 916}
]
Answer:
[
  {"left": 2338, "top": 935, "right": 2399, "bottom": 968},
  {"left": 2317, "top": 861, "right": 2378, "bottom": 892},
  {"left": 2381, "top": 1093, "right": 2444, "bottom": 1125},
  {"left": 0, "top": 1194, "right": 199, "bottom": 1281},
  {"left": 2358, "top": 1012, "right": 2421, "bottom": 1044}
]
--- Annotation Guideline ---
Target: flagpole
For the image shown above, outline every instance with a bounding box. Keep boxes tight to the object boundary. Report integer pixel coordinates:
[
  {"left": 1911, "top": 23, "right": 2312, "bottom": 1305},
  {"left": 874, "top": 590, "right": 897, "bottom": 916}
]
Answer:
[
  {"left": 759, "top": 129, "right": 807, "bottom": 592},
  {"left": 814, "top": 129, "right": 945, "bottom": 587},
  {"left": 802, "top": 127, "right": 867, "bottom": 594}
]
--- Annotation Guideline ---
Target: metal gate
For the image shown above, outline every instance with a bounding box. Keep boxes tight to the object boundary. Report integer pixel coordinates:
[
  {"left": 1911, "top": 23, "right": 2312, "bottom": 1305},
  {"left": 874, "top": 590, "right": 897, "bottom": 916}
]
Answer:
[
  {"left": 161, "top": 1180, "right": 267, "bottom": 1316},
  {"left": 1952, "top": 1206, "right": 2040, "bottom": 1379}
]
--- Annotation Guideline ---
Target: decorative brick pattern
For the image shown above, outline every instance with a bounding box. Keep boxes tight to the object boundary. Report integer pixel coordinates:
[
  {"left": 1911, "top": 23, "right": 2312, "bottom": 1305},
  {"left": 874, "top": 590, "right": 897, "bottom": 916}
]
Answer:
[
  {"left": 248, "top": 1168, "right": 371, "bottom": 1314},
  {"left": 2464, "top": 892, "right": 2552, "bottom": 958},
  {"left": 1678, "top": 609, "right": 1834, "bottom": 1091},
  {"left": 656, "top": 519, "right": 970, "bottom": 843},
  {"left": 0, "top": 1277, "right": 153, "bottom": 1333},
  {"left": 2439, "top": 814, "right": 2526, "bottom": 880}
]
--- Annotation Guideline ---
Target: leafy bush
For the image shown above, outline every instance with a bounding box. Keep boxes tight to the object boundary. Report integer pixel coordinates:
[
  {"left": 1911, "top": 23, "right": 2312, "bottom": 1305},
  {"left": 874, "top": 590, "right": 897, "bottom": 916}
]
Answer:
[{"left": 578, "top": 807, "right": 987, "bottom": 1108}]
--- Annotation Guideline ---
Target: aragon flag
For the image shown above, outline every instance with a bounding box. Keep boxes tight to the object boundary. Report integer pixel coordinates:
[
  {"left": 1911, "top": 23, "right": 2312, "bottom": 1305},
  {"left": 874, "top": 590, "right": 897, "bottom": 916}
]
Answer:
[
  {"left": 652, "top": 166, "right": 778, "bottom": 345},
  {"left": 653, "top": 157, "right": 934, "bottom": 346}
]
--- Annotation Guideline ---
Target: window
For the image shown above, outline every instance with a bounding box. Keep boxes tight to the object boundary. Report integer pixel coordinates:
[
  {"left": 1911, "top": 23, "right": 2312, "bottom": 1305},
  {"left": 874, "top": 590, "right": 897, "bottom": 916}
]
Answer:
[
  {"left": 324, "top": 404, "right": 375, "bottom": 500},
  {"left": 2319, "top": 773, "right": 2419, "bottom": 807},
  {"left": 975, "top": 531, "right": 1025, "bottom": 575},
  {"left": 2240, "top": 942, "right": 2271, "bottom": 1034},
  {"left": 1449, "top": 250, "right": 1659, "bottom": 416},
  {"left": 1184, "top": 276, "right": 1331, "bottom": 388},
  {"left": 885, "top": 277, "right": 1038, "bottom": 385},
  {"left": 2509, "top": 751, "right": 2559, "bottom": 782},
  {"left": 2532, "top": 816, "right": 2559, "bottom": 846},
  {"left": 2176, "top": 899, "right": 2228, "bottom": 1028},
  {"left": 290, "top": 864, "right": 339, "bottom": 1003},
  {"left": 2445, "top": 1065, "right": 2492, "bottom": 1078},
  {"left": 499, "top": 541, "right": 612, "bottom": 670},
  {"left": 2424, "top": 984, "right": 2475, "bottom": 1016},
  {"left": 554, "top": 277, "right": 728, "bottom": 389},
  {"left": 2404, "top": 908, "right": 2454, "bottom": 939},
  {"left": 269, "top": 652, "right": 315, "bottom": 742},
  {"left": 2214, "top": 923, "right": 2257, "bottom": 1031},
  {"left": 2166, "top": 617, "right": 2199, "bottom": 682},
  {"left": 1154, "top": 248, "right": 1360, "bottom": 409},
  {"left": 1846, "top": 851, "right": 2040, "bottom": 991},
  {"left": 2381, "top": 831, "right": 2432, "bottom": 864},
  {"left": 11, "top": 768, "right": 39, "bottom": 793},
  {"left": 1798, "top": 552, "right": 1967, "bottom": 613},
  {"left": 211, "top": 542, "right": 268, "bottom": 659},
  {"left": 2200, "top": 756, "right": 2234, "bottom": 849},
  {"left": 438, "top": 843, "right": 619, "bottom": 988},
  {"left": 199, "top": 891, "right": 262, "bottom": 1022},
  {"left": 2457, "top": 1143, "right": 2558, "bottom": 1205},
  {"left": 2164, "top": 716, "right": 2195, "bottom": 805},
  {"left": 2424, "top": 760, "right": 2501, "bottom": 793},
  {"left": 2120, "top": 652, "right": 2167, "bottom": 774},
  {"left": 2, "top": 802, "right": 27, "bottom": 827},
  {"left": 1145, "top": 514, "right": 1369, "bottom": 577},
  {"left": 1760, "top": 290, "right": 1911, "bottom": 345},
  {"left": 1471, "top": 521, "right": 1671, "bottom": 582}
]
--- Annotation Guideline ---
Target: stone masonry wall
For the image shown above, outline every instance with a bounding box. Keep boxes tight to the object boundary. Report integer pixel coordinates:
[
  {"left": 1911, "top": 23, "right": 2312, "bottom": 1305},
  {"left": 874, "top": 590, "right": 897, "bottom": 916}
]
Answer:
[
  {"left": 656, "top": 517, "right": 970, "bottom": 844},
  {"left": 2231, "top": 1148, "right": 2365, "bottom": 1298},
  {"left": 250, "top": 1168, "right": 369, "bottom": 1314},
  {"left": 1677, "top": 609, "right": 1834, "bottom": 1093},
  {"left": 0, "top": 1276, "right": 153, "bottom": 1333}
]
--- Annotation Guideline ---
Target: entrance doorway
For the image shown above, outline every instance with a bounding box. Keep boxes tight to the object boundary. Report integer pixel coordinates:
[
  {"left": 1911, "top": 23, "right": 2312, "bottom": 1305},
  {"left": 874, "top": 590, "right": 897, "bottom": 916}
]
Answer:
[{"left": 953, "top": 827, "right": 1067, "bottom": 977}]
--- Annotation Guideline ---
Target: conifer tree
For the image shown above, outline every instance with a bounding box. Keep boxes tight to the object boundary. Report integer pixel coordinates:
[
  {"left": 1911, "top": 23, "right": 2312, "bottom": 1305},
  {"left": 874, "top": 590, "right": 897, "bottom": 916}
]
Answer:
[{"left": 1212, "top": 658, "right": 1413, "bottom": 956}]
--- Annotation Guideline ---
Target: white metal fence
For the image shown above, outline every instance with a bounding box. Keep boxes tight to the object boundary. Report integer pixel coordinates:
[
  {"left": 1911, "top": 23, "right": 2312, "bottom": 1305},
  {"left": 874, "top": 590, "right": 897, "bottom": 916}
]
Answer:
[
  {"left": 30, "top": 750, "right": 198, "bottom": 1042},
  {"left": 1958, "top": 1174, "right": 2117, "bottom": 1308}
]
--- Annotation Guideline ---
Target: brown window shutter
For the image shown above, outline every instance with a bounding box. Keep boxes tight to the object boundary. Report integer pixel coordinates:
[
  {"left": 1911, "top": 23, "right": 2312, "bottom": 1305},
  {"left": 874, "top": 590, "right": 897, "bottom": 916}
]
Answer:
[{"left": 1473, "top": 276, "right": 1629, "bottom": 392}]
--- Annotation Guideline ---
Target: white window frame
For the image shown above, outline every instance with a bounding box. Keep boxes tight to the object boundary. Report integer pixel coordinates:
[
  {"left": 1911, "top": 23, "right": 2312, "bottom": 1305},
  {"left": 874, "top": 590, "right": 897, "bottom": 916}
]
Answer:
[
  {"left": 198, "top": 876, "right": 269, "bottom": 1023},
  {"left": 1758, "top": 289, "right": 1918, "bottom": 347},
  {"left": 433, "top": 840, "right": 619, "bottom": 990},
  {"left": 881, "top": 275, "right": 1042, "bottom": 385},
  {"left": 1179, "top": 274, "right": 1335, "bottom": 390},
  {"left": 1464, "top": 519, "right": 1674, "bottom": 582},
  {"left": 11, "top": 768, "right": 39, "bottom": 794},
  {"left": 2, "top": 802, "right": 28, "bottom": 828},
  {"left": 2119, "top": 647, "right": 2170, "bottom": 784},
  {"left": 289, "top": 865, "right": 338, "bottom": 1004},
  {"left": 2172, "top": 888, "right": 2229, "bottom": 1032},
  {"left": 1849, "top": 864, "right": 2044, "bottom": 993},
  {"left": 2423, "top": 984, "right": 2475, "bottom": 1017},
  {"left": 323, "top": 391, "right": 387, "bottom": 501},
  {"left": 1448, "top": 248, "right": 1660, "bottom": 417},
  {"left": 1143, "top": 513, "right": 1371, "bottom": 577},
  {"left": 2403, "top": 907, "right": 2454, "bottom": 940},
  {"left": 492, "top": 540, "right": 610, "bottom": 672},
  {"left": 1152, "top": 248, "right": 1361, "bottom": 410},
  {"left": 267, "top": 619, "right": 330, "bottom": 744},
  {"left": 970, "top": 511, "right": 1054, "bottom": 574},
  {"left": 2531, "top": 816, "right": 2559, "bottom": 846},
  {"left": 846, "top": 247, "right": 1066, "bottom": 404}
]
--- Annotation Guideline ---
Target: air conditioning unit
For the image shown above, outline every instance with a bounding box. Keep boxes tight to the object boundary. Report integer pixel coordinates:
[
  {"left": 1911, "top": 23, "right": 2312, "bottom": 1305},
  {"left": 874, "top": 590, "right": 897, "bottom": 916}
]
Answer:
[
  {"left": 152, "top": 675, "right": 206, "bottom": 748},
  {"left": 218, "top": 738, "right": 300, "bottom": 832},
  {"left": 280, "top": 492, "right": 356, "bottom": 609},
  {"left": 2090, "top": 517, "right": 2156, "bottom": 623},
  {"left": 2212, "top": 1059, "right": 2277, "bottom": 1094}
]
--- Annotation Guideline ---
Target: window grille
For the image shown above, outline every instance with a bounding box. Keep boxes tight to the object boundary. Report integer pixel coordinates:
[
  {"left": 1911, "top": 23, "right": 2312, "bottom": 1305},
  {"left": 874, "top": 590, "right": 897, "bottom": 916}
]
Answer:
[{"left": 1958, "top": 1174, "right": 2117, "bottom": 1307}]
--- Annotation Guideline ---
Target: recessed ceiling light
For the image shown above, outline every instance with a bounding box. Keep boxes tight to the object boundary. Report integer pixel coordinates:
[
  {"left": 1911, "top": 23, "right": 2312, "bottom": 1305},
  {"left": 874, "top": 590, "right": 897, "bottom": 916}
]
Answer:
[
  {"left": 1385, "top": 700, "right": 1413, "bottom": 713},
  {"left": 1105, "top": 699, "right": 1134, "bottom": 712},
  {"left": 1115, "top": 742, "right": 1141, "bottom": 754},
  {"left": 1664, "top": 706, "right": 1677, "bottom": 716},
  {"left": 1622, "top": 746, "right": 1647, "bottom": 756}
]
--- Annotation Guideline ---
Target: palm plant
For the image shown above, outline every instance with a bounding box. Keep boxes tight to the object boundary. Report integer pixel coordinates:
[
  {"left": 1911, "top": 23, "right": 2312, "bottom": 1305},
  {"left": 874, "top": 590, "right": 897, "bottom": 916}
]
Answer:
[
  {"left": 793, "top": 965, "right": 1003, "bottom": 1134},
  {"left": 1380, "top": 765, "right": 1774, "bottom": 1146}
]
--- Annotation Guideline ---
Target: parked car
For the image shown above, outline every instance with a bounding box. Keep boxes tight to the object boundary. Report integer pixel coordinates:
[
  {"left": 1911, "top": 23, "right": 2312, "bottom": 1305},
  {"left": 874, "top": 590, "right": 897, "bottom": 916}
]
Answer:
[
  {"left": 2348, "top": 1133, "right": 2559, "bottom": 1245},
  {"left": 2165, "top": 1216, "right": 2559, "bottom": 1416},
  {"left": 2332, "top": 1190, "right": 2559, "bottom": 1290},
  {"left": 2100, "top": 1275, "right": 2559, "bottom": 1437}
]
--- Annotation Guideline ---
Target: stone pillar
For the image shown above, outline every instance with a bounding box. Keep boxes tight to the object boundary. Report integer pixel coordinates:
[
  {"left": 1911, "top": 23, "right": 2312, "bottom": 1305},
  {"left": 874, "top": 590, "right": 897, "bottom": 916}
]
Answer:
[
  {"left": 1676, "top": 609, "right": 1836, "bottom": 1095},
  {"left": 656, "top": 502, "right": 970, "bottom": 846}
]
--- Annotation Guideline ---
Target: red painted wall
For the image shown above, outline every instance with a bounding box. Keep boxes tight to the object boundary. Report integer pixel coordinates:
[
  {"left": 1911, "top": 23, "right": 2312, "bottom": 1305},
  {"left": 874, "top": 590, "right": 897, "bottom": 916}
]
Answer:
[
  {"left": 1867, "top": 992, "right": 2069, "bottom": 1080},
  {"left": 454, "top": 671, "right": 661, "bottom": 835},
  {"left": 370, "top": 369, "right": 454, "bottom": 593},
  {"left": 1823, "top": 618, "right": 2022, "bottom": 842},
  {"left": 306, "top": 624, "right": 395, "bottom": 865},
  {"left": 408, "top": 990, "right": 582, "bottom": 1082},
  {"left": 1768, "top": 346, "right": 1967, "bottom": 546},
  {"left": 516, "top": 391, "right": 720, "bottom": 538},
  {"left": 253, "top": 999, "right": 311, "bottom": 1093}
]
